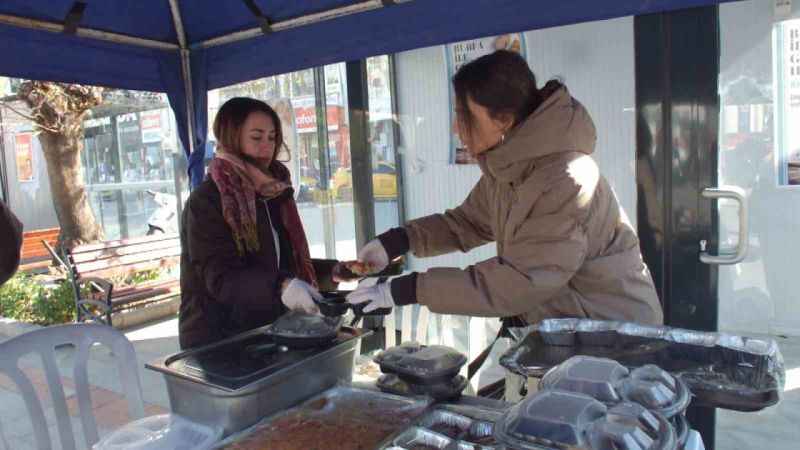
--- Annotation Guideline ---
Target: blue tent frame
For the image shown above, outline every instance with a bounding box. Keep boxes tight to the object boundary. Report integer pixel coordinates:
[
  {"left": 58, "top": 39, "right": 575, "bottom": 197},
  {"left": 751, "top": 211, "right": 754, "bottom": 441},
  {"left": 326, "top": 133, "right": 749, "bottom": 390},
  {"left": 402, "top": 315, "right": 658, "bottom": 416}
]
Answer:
[{"left": 0, "top": 0, "right": 738, "bottom": 186}]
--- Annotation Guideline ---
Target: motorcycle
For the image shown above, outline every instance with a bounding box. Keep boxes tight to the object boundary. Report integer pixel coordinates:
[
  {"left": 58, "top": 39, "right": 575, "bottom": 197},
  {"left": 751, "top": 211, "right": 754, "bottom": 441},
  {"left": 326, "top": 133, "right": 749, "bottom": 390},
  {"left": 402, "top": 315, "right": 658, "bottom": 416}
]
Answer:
[{"left": 146, "top": 190, "right": 179, "bottom": 235}]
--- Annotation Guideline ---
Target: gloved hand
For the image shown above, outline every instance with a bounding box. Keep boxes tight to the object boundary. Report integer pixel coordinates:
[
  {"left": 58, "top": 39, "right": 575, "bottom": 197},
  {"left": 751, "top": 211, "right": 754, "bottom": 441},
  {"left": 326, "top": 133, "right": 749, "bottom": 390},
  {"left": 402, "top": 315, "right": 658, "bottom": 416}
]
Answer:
[
  {"left": 281, "top": 278, "right": 322, "bottom": 314},
  {"left": 346, "top": 277, "right": 395, "bottom": 313},
  {"left": 357, "top": 238, "right": 389, "bottom": 273}
]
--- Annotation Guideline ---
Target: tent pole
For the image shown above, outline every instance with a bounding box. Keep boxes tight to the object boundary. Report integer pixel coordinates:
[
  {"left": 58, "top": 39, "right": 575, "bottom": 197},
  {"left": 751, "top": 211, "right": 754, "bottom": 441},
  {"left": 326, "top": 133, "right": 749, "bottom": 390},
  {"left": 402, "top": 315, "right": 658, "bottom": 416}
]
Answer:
[
  {"left": 198, "top": 0, "right": 412, "bottom": 49},
  {"left": 0, "top": 13, "right": 178, "bottom": 51},
  {"left": 169, "top": 0, "right": 196, "bottom": 200}
]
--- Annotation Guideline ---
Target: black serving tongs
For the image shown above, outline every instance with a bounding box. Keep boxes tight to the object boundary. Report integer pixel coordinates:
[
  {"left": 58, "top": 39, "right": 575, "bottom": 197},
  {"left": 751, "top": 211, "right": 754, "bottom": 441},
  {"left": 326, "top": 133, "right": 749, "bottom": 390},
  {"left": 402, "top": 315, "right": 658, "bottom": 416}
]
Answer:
[{"left": 315, "top": 284, "right": 392, "bottom": 327}]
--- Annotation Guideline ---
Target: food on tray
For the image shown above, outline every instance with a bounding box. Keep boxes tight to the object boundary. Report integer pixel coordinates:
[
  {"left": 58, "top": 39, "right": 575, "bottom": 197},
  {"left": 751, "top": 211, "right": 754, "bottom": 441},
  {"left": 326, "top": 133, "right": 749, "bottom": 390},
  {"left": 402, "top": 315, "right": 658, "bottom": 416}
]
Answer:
[
  {"left": 345, "top": 260, "right": 376, "bottom": 276},
  {"left": 331, "top": 260, "right": 377, "bottom": 282},
  {"left": 223, "top": 389, "right": 427, "bottom": 450}
]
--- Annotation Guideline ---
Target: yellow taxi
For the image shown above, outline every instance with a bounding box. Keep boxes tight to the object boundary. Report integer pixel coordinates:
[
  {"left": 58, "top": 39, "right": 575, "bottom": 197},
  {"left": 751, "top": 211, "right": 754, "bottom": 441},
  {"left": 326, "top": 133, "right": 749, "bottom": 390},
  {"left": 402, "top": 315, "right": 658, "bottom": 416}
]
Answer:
[{"left": 329, "top": 162, "right": 397, "bottom": 200}]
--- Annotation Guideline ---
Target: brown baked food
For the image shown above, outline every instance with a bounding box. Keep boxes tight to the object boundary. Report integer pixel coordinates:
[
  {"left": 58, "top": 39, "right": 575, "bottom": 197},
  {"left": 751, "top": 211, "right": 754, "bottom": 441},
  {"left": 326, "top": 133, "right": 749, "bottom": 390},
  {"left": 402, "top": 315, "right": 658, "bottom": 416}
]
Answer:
[{"left": 222, "top": 390, "right": 427, "bottom": 450}]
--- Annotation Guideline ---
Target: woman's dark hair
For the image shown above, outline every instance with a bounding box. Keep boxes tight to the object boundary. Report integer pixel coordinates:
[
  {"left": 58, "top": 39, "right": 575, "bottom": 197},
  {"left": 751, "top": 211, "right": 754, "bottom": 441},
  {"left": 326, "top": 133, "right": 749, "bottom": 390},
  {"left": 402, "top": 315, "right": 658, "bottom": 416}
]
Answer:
[
  {"left": 452, "top": 50, "right": 562, "bottom": 140},
  {"left": 213, "top": 97, "right": 290, "bottom": 162}
]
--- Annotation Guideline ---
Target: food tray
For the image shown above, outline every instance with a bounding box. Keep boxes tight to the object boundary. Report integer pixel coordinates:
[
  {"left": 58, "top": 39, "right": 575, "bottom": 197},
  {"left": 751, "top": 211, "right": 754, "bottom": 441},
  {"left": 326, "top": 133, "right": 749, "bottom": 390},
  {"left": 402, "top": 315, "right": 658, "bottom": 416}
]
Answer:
[
  {"left": 216, "top": 386, "right": 431, "bottom": 449},
  {"left": 501, "top": 320, "right": 784, "bottom": 412}
]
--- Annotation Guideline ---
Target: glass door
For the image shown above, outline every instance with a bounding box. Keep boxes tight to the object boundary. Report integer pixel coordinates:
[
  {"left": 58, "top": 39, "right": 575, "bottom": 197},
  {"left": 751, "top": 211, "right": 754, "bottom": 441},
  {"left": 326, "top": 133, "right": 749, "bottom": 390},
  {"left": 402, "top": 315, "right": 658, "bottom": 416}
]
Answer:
[{"left": 715, "top": 2, "right": 799, "bottom": 449}]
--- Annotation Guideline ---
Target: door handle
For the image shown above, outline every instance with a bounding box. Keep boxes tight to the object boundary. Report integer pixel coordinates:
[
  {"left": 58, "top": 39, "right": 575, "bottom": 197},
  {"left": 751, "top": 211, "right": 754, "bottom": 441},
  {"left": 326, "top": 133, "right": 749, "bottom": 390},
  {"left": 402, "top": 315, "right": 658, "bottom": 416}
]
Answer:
[{"left": 700, "top": 186, "right": 749, "bottom": 265}]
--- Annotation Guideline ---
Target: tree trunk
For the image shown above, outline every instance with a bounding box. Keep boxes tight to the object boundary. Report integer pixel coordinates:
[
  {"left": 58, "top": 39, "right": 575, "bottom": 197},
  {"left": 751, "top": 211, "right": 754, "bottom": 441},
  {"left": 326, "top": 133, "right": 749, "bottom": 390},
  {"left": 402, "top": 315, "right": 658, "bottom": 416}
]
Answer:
[{"left": 38, "top": 129, "right": 104, "bottom": 250}]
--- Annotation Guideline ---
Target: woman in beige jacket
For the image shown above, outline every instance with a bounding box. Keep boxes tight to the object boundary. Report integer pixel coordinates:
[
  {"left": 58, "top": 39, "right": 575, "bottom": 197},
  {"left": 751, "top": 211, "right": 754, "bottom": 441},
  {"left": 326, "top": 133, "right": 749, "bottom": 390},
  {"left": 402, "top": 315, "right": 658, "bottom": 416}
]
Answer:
[{"left": 346, "top": 50, "right": 663, "bottom": 326}]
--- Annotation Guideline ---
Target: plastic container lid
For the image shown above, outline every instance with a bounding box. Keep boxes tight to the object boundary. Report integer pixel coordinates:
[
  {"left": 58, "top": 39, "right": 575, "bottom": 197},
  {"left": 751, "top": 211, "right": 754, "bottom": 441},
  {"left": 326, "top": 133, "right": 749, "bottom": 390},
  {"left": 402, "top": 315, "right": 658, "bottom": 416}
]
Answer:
[
  {"left": 539, "top": 356, "right": 630, "bottom": 403},
  {"left": 586, "top": 403, "right": 677, "bottom": 450},
  {"left": 267, "top": 311, "right": 343, "bottom": 339},
  {"left": 495, "top": 390, "right": 608, "bottom": 449},
  {"left": 374, "top": 343, "right": 467, "bottom": 385},
  {"left": 620, "top": 365, "right": 691, "bottom": 418},
  {"left": 93, "top": 414, "right": 222, "bottom": 450},
  {"left": 539, "top": 356, "right": 690, "bottom": 419}
]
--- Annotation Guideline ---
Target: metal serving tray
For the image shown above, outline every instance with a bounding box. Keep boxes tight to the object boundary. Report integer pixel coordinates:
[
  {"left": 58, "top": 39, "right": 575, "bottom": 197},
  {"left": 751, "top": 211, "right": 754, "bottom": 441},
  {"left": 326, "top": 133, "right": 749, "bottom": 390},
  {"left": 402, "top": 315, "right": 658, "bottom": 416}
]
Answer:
[{"left": 146, "top": 325, "right": 369, "bottom": 436}]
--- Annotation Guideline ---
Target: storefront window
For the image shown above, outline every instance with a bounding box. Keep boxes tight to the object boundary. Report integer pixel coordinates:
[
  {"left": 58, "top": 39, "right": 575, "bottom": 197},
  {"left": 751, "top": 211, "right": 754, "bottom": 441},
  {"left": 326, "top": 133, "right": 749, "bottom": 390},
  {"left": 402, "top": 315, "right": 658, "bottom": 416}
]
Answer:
[
  {"left": 210, "top": 66, "right": 359, "bottom": 259},
  {"left": 367, "top": 55, "right": 400, "bottom": 233},
  {"left": 0, "top": 80, "right": 186, "bottom": 240},
  {"left": 81, "top": 97, "right": 184, "bottom": 240}
]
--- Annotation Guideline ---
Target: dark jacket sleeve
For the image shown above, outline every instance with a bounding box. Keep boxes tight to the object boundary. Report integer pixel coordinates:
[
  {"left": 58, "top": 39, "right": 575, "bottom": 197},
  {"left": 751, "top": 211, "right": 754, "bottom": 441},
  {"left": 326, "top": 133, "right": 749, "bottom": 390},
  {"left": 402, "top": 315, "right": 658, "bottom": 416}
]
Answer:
[
  {"left": 185, "top": 192, "right": 282, "bottom": 311},
  {"left": 0, "top": 200, "right": 23, "bottom": 285}
]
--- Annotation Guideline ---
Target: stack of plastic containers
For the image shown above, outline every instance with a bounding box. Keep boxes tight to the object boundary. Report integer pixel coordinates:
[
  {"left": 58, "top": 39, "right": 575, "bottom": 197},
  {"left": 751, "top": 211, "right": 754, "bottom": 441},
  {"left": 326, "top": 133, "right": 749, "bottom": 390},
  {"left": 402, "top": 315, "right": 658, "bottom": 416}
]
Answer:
[
  {"left": 525, "top": 355, "right": 701, "bottom": 450},
  {"left": 374, "top": 342, "right": 469, "bottom": 400}
]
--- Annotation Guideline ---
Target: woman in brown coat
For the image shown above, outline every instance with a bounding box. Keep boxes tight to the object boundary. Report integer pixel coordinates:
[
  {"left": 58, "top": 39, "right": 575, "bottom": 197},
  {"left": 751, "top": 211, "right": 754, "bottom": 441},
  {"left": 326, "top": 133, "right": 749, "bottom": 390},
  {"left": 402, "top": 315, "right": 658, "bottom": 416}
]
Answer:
[
  {"left": 179, "top": 97, "right": 323, "bottom": 349},
  {"left": 347, "top": 51, "right": 663, "bottom": 326}
]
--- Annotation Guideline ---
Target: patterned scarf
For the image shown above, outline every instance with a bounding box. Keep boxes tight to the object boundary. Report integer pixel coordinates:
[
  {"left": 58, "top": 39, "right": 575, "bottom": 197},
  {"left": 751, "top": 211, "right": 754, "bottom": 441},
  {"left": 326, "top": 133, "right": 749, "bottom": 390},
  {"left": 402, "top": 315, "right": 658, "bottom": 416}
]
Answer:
[{"left": 207, "top": 152, "right": 317, "bottom": 286}]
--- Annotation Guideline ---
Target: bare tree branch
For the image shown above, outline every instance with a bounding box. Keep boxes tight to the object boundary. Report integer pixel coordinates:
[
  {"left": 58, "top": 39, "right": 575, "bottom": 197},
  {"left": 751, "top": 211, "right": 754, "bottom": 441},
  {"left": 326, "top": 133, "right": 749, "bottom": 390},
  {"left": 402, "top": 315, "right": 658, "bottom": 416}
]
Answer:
[{"left": 0, "top": 100, "right": 61, "bottom": 133}]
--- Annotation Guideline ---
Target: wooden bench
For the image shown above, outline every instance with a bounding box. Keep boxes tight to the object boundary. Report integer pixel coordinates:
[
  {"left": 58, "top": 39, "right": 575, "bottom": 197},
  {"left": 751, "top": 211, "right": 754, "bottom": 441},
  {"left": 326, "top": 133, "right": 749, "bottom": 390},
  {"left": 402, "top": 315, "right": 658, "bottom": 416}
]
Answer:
[
  {"left": 19, "top": 227, "right": 60, "bottom": 272},
  {"left": 64, "top": 234, "right": 182, "bottom": 326}
]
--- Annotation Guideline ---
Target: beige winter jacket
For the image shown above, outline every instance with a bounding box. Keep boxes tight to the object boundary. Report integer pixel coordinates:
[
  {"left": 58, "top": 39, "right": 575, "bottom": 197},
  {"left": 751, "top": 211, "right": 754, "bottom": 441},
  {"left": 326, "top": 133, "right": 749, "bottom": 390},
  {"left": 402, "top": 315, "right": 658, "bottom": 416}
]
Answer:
[{"left": 405, "top": 87, "right": 663, "bottom": 325}]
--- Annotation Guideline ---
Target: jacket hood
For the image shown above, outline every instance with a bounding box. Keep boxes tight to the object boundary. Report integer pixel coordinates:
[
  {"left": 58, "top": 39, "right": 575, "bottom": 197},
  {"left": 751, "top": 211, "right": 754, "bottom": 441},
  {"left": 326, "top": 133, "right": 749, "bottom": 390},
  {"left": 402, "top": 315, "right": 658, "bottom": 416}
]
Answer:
[{"left": 480, "top": 86, "right": 597, "bottom": 183}]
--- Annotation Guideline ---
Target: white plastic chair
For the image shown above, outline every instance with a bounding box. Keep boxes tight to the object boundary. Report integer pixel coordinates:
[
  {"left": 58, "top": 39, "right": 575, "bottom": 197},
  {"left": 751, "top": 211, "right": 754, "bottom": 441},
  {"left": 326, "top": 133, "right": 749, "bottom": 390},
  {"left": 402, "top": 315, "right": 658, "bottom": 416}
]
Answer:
[{"left": 0, "top": 323, "right": 145, "bottom": 450}]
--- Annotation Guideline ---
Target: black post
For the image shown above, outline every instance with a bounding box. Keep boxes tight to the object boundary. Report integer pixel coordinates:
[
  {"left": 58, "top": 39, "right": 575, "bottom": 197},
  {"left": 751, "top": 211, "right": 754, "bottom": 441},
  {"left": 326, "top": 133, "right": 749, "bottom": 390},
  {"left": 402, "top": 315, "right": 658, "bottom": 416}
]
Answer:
[
  {"left": 635, "top": 6, "right": 720, "bottom": 448},
  {"left": 346, "top": 60, "right": 376, "bottom": 249}
]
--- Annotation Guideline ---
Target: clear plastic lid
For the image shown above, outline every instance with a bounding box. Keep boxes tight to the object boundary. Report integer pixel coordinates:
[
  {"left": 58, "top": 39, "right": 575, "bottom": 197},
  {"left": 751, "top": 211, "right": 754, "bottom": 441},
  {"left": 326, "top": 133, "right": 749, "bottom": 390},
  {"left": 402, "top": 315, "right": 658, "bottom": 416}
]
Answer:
[
  {"left": 267, "top": 310, "right": 343, "bottom": 338},
  {"left": 539, "top": 357, "right": 689, "bottom": 419},
  {"left": 539, "top": 356, "right": 630, "bottom": 403},
  {"left": 374, "top": 343, "right": 467, "bottom": 381},
  {"left": 620, "top": 365, "right": 690, "bottom": 418},
  {"left": 92, "top": 414, "right": 222, "bottom": 450},
  {"left": 586, "top": 403, "right": 677, "bottom": 450},
  {"left": 495, "top": 390, "right": 607, "bottom": 449}
]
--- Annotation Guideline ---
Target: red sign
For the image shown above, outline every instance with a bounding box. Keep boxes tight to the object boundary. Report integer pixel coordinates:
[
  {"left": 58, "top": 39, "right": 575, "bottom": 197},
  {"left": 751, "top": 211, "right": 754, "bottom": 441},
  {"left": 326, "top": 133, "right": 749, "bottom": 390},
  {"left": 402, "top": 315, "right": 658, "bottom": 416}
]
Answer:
[
  {"left": 294, "top": 105, "right": 341, "bottom": 134},
  {"left": 15, "top": 133, "right": 34, "bottom": 182}
]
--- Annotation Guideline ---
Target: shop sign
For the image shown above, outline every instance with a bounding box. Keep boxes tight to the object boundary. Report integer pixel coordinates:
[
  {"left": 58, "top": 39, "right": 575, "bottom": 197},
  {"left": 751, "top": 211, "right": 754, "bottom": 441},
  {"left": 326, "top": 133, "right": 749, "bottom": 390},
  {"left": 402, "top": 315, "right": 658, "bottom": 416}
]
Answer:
[
  {"left": 140, "top": 110, "right": 162, "bottom": 143},
  {"left": 293, "top": 96, "right": 341, "bottom": 133},
  {"left": 445, "top": 33, "right": 527, "bottom": 164}
]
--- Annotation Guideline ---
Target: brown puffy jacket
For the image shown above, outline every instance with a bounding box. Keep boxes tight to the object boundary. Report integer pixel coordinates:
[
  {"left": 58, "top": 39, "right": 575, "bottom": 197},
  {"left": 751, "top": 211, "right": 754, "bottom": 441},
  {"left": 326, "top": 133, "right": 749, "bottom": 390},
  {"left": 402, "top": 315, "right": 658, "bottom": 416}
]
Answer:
[{"left": 405, "top": 87, "right": 663, "bottom": 325}]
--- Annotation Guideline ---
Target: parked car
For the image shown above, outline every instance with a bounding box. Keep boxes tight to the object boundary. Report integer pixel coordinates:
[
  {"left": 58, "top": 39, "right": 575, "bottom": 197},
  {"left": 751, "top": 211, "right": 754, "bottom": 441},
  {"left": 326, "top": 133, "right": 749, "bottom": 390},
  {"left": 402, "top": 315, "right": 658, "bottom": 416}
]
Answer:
[{"left": 329, "top": 162, "right": 397, "bottom": 200}]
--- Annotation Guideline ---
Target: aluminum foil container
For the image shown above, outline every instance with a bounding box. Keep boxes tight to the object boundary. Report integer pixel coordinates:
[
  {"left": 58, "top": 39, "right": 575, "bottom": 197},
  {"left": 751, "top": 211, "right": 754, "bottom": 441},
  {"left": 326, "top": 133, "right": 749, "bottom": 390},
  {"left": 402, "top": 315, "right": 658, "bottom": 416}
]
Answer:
[
  {"left": 464, "top": 421, "right": 498, "bottom": 447},
  {"left": 417, "top": 409, "right": 473, "bottom": 439},
  {"left": 392, "top": 427, "right": 454, "bottom": 449}
]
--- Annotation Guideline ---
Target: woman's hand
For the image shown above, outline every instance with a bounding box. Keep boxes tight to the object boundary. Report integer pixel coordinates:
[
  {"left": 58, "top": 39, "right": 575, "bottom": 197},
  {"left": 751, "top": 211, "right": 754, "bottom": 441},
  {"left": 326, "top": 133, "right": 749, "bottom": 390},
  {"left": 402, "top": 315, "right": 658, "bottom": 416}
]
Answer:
[
  {"left": 281, "top": 278, "right": 322, "bottom": 314},
  {"left": 346, "top": 278, "right": 395, "bottom": 313},
  {"left": 357, "top": 239, "right": 389, "bottom": 273}
]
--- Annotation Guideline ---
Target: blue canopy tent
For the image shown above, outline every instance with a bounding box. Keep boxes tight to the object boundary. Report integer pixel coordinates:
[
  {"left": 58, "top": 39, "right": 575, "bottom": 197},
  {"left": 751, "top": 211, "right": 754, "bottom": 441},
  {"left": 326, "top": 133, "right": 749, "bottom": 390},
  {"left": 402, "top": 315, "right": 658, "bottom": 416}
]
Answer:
[{"left": 0, "top": 0, "right": 737, "bottom": 187}]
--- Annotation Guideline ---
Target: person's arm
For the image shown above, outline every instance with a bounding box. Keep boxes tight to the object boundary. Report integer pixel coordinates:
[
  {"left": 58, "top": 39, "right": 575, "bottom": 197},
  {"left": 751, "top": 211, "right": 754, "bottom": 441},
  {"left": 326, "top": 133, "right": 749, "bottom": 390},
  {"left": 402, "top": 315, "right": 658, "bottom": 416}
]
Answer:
[
  {"left": 185, "top": 194, "right": 284, "bottom": 310},
  {"left": 415, "top": 212, "right": 587, "bottom": 316},
  {"left": 377, "top": 176, "right": 495, "bottom": 262},
  {"left": 0, "top": 201, "right": 23, "bottom": 285},
  {"left": 395, "top": 176, "right": 590, "bottom": 316}
]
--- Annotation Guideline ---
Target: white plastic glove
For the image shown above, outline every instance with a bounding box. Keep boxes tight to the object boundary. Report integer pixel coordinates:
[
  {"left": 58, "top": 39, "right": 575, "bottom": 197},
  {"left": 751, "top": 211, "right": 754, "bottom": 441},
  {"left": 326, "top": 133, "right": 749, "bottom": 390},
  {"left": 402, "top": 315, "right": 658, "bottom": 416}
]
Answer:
[
  {"left": 357, "top": 238, "right": 390, "bottom": 273},
  {"left": 281, "top": 278, "right": 322, "bottom": 314},
  {"left": 346, "top": 277, "right": 395, "bottom": 313}
]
